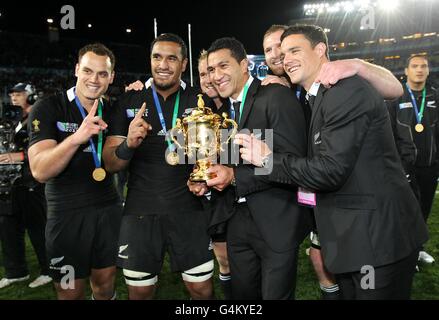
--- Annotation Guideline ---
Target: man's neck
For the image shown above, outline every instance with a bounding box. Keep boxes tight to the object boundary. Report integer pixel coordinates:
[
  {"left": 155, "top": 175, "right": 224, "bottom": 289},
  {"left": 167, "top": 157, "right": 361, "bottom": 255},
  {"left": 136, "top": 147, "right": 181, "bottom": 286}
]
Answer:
[
  {"left": 76, "top": 90, "right": 96, "bottom": 112},
  {"left": 407, "top": 80, "right": 426, "bottom": 92},
  {"left": 155, "top": 81, "right": 180, "bottom": 101},
  {"left": 303, "top": 59, "right": 327, "bottom": 92},
  {"left": 303, "top": 77, "right": 316, "bottom": 93},
  {"left": 213, "top": 97, "right": 223, "bottom": 109},
  {"left": 231, "top": 74, "right": 250, "bottom": 100}
]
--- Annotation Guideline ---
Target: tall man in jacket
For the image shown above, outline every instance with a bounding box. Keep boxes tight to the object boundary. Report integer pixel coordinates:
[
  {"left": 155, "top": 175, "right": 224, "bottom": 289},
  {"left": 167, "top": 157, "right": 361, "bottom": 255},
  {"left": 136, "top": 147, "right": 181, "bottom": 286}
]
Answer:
[{"left": 196, "top": 37, "right": 312, "bottom": 300}]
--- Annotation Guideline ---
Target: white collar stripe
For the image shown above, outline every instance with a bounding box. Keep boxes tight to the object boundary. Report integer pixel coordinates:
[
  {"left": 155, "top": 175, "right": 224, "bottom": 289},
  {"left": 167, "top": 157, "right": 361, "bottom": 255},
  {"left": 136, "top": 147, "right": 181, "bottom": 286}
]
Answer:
[{"left": 144, "top": 78, "right": 186, "bottom": 90}]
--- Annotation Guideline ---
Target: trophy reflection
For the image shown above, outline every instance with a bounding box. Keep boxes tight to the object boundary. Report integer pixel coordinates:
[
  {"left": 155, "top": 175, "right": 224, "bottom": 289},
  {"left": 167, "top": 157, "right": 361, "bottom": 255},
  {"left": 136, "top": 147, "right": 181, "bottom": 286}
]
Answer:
[{"left": 170, "top": 95, "right": 238, "bottom": 182}]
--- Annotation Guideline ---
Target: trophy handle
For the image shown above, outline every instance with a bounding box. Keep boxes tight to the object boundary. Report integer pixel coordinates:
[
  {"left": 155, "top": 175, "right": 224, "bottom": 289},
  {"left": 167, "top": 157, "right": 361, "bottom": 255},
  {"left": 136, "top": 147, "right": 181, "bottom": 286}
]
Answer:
[
  {"left": 221, "top": 112, "right": 238, "bottom": 148},
  {"left": 170, "top": 118, "right": 184, "bottom": 150}
]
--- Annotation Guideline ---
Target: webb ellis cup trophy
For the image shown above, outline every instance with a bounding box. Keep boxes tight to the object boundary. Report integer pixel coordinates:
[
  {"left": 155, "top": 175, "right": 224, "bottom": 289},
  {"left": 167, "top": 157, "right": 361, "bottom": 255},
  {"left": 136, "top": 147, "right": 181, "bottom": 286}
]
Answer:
[{"left": 169, "top": 95, "right": 238, "bottom": 181}]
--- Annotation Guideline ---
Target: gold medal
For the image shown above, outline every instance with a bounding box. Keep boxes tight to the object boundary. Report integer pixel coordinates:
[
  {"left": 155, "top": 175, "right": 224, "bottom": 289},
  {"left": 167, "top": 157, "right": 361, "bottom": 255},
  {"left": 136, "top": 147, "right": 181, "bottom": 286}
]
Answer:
[
  {"left": 415, "top": 124, "right": 424, "bottom": 133},
  {"left": 92, "top": 168, "right": 106, "bottom": 182},
  {"left": 166, "top": 152, "right": 179, "bottom": 166}
]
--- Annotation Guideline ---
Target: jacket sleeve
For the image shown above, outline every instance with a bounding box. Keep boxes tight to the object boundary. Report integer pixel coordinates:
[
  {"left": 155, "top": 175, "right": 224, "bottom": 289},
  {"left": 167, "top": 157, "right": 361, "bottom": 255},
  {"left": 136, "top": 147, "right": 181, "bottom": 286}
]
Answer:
[
  {"left": 235, "top": 85, "right": 307, "bottom": 198},
  {"left": 269, "top": 79, "right": 376, "bottom": 192},
  {"left": 435, "top": 88, "right": 439, "bottom": 166},
  {"left": 385, "top": 99, "right": 412, "bottom": 174}
]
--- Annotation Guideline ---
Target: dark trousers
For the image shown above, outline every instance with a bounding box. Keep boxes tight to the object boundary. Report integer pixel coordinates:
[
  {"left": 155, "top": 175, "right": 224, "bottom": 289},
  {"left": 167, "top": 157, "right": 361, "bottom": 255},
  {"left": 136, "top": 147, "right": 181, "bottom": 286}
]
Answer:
[
  {"left": 0, "top": 184, "right": 48, "bottom": 278},
  {"left": 227, "top": 203, "right": 299, "bottom": 300},
  {"left": 412, "top": 165, "right": 438, "bottom": 222},
  {"left": 335, "top": 249, "right": 419, "bottom": 300}
]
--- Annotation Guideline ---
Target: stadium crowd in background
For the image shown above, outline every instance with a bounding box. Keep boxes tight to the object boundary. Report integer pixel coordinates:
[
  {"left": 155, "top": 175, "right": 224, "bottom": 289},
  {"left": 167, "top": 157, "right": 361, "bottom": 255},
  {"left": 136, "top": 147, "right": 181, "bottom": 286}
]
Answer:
[{"left": 0, "top": 5, "right": 438, "bottom": 300}]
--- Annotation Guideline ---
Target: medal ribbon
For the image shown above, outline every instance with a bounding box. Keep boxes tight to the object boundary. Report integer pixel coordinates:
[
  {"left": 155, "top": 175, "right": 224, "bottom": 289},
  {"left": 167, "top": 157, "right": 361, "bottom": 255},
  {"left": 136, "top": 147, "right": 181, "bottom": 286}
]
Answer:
[
  {"left": 406, "top": 82, "right": 426, "bottom": 126},
  {"left": 230, "top": 81, "right": 250, "bottom": 124},
  {"left": 74, "top": 90, "right": 103, "bottom": 169},
  {"left": 296, "top": 86, "right": 302, "bottom": 100},
  {"left": 152, "top": 85, "right": 180, "bottom": 148}
]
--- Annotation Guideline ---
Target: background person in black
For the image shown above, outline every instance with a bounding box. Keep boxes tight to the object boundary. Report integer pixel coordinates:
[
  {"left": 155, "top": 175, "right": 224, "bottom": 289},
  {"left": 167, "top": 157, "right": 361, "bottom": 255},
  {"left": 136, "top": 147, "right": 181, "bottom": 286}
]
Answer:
[
  {"left": 0, "top": 83, "right": 51, "bottom": 289},
  {"left": 236, "top": 25, "right": 428, "bottom": 299},
  {"left": 387, "top": 55, "right": 438, "bottom": 265},
  {"left": 27, "top": 44, "right": 122, "bottom": 300},
  {"left": 262, "top": 24, "right": 405, "bottom": 300},
  {"left": 198, "top": 37, "right": 311, "bottom": 299},
  {"left": 103, "top": 33, "right": 214, "bottom": 300}
]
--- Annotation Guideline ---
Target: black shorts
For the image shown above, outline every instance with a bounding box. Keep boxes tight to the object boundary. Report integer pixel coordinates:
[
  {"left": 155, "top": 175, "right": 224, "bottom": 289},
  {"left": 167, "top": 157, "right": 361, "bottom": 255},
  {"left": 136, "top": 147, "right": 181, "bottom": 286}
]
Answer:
[
  {"left": 46, "top": 203, "right": 123, "bottom": 282},
  {"left": 117, "top": 210, "right": 213, "bottom": 274}
]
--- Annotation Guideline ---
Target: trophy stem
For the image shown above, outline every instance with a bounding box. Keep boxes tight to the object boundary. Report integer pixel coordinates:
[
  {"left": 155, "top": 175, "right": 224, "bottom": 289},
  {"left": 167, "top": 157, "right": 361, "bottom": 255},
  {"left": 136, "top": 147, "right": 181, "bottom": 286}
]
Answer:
[{"left": 190, "top": 159, "right": 215, "bottom": 182}]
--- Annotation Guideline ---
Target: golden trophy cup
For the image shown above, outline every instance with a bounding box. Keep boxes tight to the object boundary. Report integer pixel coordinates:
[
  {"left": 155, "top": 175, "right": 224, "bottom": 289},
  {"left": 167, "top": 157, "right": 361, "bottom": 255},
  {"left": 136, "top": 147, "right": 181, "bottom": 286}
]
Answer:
[{"left": 170, "top": 94, "right": 238, "bottom": 182}]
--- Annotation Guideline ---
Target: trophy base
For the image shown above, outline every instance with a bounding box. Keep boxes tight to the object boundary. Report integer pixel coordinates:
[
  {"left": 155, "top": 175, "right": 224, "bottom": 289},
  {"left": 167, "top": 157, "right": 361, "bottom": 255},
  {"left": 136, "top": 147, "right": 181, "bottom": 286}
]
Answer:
[{"left": 190, "top": 171, "right": 215, "bottom": 182}]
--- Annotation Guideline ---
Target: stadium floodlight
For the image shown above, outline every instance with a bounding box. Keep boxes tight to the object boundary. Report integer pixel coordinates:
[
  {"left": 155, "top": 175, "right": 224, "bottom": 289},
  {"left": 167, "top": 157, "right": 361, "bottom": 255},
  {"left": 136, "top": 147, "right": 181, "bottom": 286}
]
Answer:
[
  {"left": 47, "top": 18, "right": 54, "bottom": 24},
  {"left": 303, "top": 0, "right": 406, "bottom": 16},
  {"left": 327, "top": 5, "right": 340, "bottom": 13},
  {"left": 378, "top": 0, "right": 399, "bottom": 11},
  {"left": 126, "top": 28, "right": 132, "bottom": 33},
  {"left": 356, "top": 0, "right": 370, "bottom": 9},
  {"left": 88, "top": 24, "right": 92, "bottom": 28},
  {"left": 303, "top": 0, "right": 405, "bottom": 15},
  {"left": 344, "top": 2, "right": 355, "bottom": 12}
]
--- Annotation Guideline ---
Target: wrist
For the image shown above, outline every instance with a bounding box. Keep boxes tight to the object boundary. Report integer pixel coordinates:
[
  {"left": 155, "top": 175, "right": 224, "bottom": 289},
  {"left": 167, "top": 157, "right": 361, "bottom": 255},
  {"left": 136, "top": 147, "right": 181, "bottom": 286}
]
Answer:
[
  {"left": 230, "top": 167, "right": 236, "bottom": 186},
  {"left": 115, "top": 139, "right": 135, "bottom": 161},
  {"left": 260, "top": 152, "right": 272, "bottom": 168},
  {"left": 355, "top": 58, "right": 367, "bottom": 76},
  {"left": 126, "top": 138, "right": 135, "bottom": 149},
  {"left": 69, "top": 132, "right": 84, "bottom": 147}
]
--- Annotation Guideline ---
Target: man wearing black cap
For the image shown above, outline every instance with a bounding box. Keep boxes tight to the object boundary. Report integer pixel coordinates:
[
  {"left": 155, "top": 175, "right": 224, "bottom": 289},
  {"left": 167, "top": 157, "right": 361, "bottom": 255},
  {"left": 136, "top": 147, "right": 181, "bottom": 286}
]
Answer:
[{"left": 0, "top": 83, "right": 51, "bottom": 289}]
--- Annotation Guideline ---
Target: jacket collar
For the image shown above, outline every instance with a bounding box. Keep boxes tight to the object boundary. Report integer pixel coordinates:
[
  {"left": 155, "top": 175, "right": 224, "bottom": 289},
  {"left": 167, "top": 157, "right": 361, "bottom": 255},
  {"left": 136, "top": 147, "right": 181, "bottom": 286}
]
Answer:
[{"left": 237, "top": 77, "right": 260, "bottom": 130}]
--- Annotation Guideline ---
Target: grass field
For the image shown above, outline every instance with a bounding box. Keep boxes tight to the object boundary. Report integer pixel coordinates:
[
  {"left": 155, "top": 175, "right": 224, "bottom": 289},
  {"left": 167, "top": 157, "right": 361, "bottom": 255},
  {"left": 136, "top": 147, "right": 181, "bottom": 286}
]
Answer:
[{"left": 1, "top": 195, "right": 438, "bottom": 300}]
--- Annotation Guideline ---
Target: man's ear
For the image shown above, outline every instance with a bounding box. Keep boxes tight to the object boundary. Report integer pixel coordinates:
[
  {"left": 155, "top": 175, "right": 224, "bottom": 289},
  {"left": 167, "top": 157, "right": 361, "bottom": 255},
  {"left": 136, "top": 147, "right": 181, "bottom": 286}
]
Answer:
[
  {"left": 75, "top": 63, "right": 80, "bottom": 78},
  {"left": 182, "top": 58, "right": 188, "bottom": 73},
  {"left": 240, "top": 58, "right": 249, "bottom": 74},
  {"left": 109, "top": 71, "right": 115, "bottom": 84},
  {"left": 404, "top": 67, "right": 408, "bottom": 77},
  {"left": 315, "top": 43, "right": 327, "bottom": 59}
]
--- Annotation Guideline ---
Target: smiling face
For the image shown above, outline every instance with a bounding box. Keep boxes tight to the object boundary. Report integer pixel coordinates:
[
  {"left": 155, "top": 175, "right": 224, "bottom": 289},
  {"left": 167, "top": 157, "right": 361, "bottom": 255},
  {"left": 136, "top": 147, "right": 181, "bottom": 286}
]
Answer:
[
  {"left": 75, "top": 51, "right": 114, "bottom": 103},
  {"left": 151, "top": 41, "right": 187, "bottom": 92},
  {"left": 263, "top": 29, "right": 285, "bottom": 76},
  {"left": 198, "top": 57, "right": 219, "bottom": 99},
  {"left": 207, "top": 48, "right": 248, "bottom": 100},
  {"left": 281, "top": 33, "right": 326, "bottom": 91},
  {"left": 405, "top": 56, "right": 429, "bottom": 88}
]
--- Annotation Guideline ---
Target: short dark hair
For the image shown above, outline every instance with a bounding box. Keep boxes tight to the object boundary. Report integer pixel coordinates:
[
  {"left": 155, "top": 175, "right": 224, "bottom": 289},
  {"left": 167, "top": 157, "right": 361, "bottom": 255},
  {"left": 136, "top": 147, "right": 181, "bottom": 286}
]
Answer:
[
  {"left": 263, "top": 24, "right": 288, "bottom": 40},
  {"left": 150, "top": 33, "right": 188, "bottom": 60},
  {"left": 281, "top": 24, "right": 329, "bottom": 59},
  {"left": 78, "top": 43, "right": 116, "bottom": 70},
  {"left": 207, "top": 37, "right": 247, "bottom": 64},
  {"left": 406, "top": 54, "right": 429, "bottom": 67}
]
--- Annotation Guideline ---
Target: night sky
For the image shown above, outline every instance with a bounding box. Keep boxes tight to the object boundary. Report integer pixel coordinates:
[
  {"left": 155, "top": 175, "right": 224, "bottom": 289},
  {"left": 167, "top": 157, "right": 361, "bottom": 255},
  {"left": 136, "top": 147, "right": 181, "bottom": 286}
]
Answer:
[{"left": 0, "top": 0, "right": 306, "bottom": 55}]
